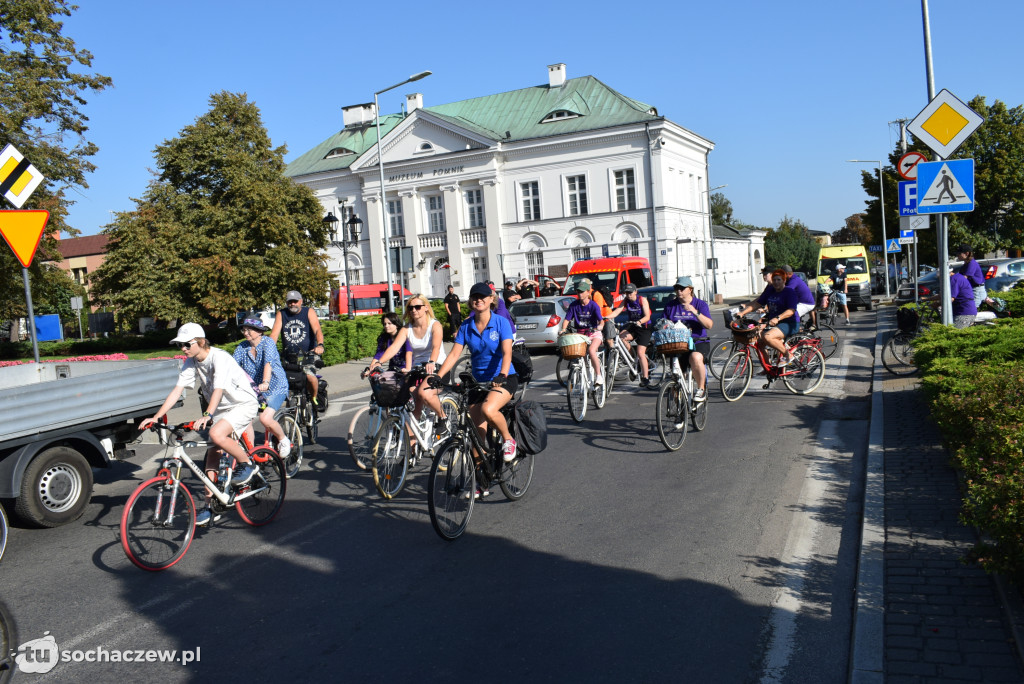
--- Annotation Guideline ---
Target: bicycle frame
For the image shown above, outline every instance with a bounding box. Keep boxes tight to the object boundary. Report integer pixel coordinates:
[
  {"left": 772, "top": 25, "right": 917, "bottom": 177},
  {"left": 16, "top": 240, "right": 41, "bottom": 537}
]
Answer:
[
  {"left": 445, "top": 384, "right": 510, "bottom": 488},
  {"left": 153, "top": 430, "right": 269, "bottom": 511},
  {"left": 612, "top": 333, "right": 641, "bottom": 377}
]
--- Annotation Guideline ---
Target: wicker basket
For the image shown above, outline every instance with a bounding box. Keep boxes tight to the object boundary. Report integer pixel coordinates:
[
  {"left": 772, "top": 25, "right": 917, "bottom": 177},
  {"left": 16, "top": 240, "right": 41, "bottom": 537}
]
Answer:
[
  {"left": 558, "top": 333, "right": 589, "bottom": 360},
  {"left": 732, "top": 329, "right": 758, "bottom": 344},
  {"left": 652, "top": 328, "right": 693, "bottom": 355},
  {"left": 657, "top": 340, "right": 693, "bottom": 355}
]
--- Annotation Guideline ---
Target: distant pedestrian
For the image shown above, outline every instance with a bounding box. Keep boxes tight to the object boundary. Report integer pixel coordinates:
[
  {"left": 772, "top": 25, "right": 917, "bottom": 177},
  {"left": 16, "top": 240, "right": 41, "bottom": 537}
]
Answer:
[
  {"left": 955, "top": 244, "right": 987, "bottom": 307},
  {"left": 443, "top": 285, "right": 462, "bottom": 336}
]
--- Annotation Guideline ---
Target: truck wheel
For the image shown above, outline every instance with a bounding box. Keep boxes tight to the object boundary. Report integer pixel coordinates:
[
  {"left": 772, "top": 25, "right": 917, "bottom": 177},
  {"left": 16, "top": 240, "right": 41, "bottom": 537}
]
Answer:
[{"left": 15, "top": 447, "right": 93, "bottom": 528}]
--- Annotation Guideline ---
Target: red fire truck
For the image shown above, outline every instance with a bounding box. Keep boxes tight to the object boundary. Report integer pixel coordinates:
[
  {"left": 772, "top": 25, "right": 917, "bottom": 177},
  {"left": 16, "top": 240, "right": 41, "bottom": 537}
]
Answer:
[{"left": 331, "top": 284, "right": 412, "bottom": 317}]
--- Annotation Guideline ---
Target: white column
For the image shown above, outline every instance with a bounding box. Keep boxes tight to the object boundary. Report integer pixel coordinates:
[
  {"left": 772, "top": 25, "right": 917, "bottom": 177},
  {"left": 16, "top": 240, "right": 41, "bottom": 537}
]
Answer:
[
  {"left": 362, "top": 194, "right": 387, "bottom": 283},
  {"left": 480, "top": 178, "right": 502, "bottom": 282}
]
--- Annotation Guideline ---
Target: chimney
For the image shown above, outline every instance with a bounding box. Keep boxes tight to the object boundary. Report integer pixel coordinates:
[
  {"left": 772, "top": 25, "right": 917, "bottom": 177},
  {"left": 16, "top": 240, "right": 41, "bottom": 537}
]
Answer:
[
  {"left": 406, "top": 93, "right": 423, "bottom": 112},
  {"left": 341, "top": 102, "right": 377, "bottom": 128},
  {"left": 548, "top": 63, "right": 566, "bottom": 88}
]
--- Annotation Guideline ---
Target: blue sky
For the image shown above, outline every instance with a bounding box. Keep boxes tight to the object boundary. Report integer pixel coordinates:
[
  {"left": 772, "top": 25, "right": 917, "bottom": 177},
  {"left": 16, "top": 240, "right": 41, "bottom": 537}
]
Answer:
[{"left": 58, "top": 0, "right": 1022, "bottom": 237}]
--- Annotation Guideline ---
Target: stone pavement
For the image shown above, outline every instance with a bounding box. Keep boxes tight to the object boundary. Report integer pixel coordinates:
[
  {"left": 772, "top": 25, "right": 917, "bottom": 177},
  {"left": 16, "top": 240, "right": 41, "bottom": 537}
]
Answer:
[{"left": 865, "top": 318, "right": 1024, "bottom": 682}]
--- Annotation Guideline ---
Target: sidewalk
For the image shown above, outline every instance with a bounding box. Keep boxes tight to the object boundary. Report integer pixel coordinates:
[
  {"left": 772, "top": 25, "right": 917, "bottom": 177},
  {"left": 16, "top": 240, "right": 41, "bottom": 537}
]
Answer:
[{"left": 852, "top": 312, "right": 1024, "bottom": 682}]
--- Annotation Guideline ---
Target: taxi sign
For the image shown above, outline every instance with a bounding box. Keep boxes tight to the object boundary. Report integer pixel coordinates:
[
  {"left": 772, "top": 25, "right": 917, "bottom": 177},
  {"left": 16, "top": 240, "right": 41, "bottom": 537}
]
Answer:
[{"left": 907, "top": 89, "right": 983, "bottom": 158}]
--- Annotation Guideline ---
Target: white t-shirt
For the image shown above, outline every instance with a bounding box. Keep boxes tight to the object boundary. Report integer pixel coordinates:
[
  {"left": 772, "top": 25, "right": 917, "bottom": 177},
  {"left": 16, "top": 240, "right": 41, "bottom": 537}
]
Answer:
[
  {"left": 176, "top": 347, "right": 258, "bottom": 412},
  {"left": 407, "top": 320, "right": 447, "bottom": 367}
]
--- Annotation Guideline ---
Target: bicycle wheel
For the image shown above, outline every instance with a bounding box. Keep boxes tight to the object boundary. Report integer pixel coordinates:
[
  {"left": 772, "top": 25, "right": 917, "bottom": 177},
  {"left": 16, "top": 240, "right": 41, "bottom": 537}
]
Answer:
[
  {"left": 566, "top": 363, "right": 587, "bottom": 423},
  {"left": 235, "top": 448, "right": 287, "bottom": 525},
  {"left": 0, "top": 505, "right": 7, "bottom": 564},
  {"left": 691, "top": 382, "right": 709, "bottom": 432},
  {"left": 555, "top": 354, "right": 568, "bottom": 388},
  {"left": 303, "top": 400, "right": 318, "bottom": 445},
  {"left": 813, "top": 323, "right": 840, "bottom": 360},
  {"left": 656, "top": 380, "right": 688, "bottom": 451},
  {"left": 428, "top": 440, "right": 475, "bottom": 541},
  {"left": 605, "top": 346, "right": 619, "bottom": 395},
  {"left": 783, "top": 346, "right": 825, "bottom": 395},
  {"left": 882, "top": 332, "right": 917, "bottom": 376},
  {"left": 438, "top": 394, "right": 460, "bottom": 443},
  {"left": 720, "top": 350, "right": 752, "bottom": 402},
  {"left": 277, "top": 413, "right": 303, "bottom": 478},
  {"left": 120, "top": 477, "right": 196, "bottom": 571},
  {"left": 499, "top": 447, "right": 535, "bottom": 500},
  {"left": 371, "top": 416, "right": 410, "bottom": 499},
  {"left": 647, "top": 351, "right": 667, "bottom": 389},
  {"left": 707, "top": 339, "right": 738, "bottom": 380},
  {"left": 593, "top": 370, "right": 607, "bottom": 409},
  {"left": 347, "top": 405, "right": 378, "bottom": 471},
  {"left": 0, "top": 596, "right": 12, "bottom": 684}
]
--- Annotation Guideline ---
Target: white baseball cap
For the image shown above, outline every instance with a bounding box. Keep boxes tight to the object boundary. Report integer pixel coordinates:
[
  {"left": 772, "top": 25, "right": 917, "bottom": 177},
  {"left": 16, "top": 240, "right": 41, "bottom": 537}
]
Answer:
[{"left": 170, "top": 322, "right": 206, "bottom": 344}]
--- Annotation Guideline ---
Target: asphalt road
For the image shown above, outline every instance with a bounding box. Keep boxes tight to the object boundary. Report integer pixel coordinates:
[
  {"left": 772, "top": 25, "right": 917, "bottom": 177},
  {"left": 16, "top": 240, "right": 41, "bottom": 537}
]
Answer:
[{"left": 0, "top": 316, "right": 875, "bottom": 683}]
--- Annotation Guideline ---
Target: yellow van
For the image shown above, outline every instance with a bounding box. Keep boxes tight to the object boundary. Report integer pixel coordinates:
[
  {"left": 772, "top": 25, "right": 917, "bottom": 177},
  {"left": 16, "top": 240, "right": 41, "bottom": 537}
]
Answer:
[{"left": 816, "top": 244, "right": 874, "bottom": 311}]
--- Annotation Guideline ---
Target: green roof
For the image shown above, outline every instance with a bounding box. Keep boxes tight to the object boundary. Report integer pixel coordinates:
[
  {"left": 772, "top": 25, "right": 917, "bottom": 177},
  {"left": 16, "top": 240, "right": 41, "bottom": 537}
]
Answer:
[{"left": 286, "top": 75, "right": 660, "bottom": 178}]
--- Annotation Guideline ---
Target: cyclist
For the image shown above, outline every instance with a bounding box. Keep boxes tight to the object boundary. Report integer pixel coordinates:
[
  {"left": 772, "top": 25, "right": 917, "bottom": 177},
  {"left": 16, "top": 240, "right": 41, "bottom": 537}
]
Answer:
[
  {"left": 233, "top": 318, "right": 291, "bottom": 459},
  {"left": 140, "top": 323, "right": 259, "bottom": 526},
  {"left": 270, "top": 290, "right": 325, "bottom": 406},
  {"left": 831, "top": 263, "right": 851, "bottom": 325},
  {"left": 661, "top": 277, "right": 713, "bottom": 402},
  {"left": 559, "top": 278, "right": 605, "bottom": 387},
  {"left": 782, "top": 265, "right": 817, "bottom": 327},
  {"left": 734, "top": 269, "right": 799, "bottom": 367},
  {"left": 591, "top": 283, "right": 618, "bottom": 355},
  {"left": 609, "top": 283, "right": 653, "bottom": 386},
  {"left": 372, "top": 293, "right": 448, "bottom": 429},
  {"left": 435, "top": 281, "right": 518, "bottom": 482},
  {"left": 366, "top": 312, "right": 412, "bottom": 375}
]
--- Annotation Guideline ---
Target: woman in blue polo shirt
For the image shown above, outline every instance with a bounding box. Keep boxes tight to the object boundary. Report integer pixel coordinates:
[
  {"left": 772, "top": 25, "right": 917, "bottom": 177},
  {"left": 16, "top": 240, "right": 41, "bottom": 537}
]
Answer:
[
  {"left": 661, "top": 276, "right": 713, "bottom": 401},
  {"left": 436, "top": 282, "right": 518, "bottom": 468}
]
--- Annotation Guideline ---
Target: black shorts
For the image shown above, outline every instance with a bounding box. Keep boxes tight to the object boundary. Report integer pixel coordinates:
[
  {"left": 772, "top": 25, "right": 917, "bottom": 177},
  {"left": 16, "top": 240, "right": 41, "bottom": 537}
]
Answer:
[
  {"left": 673, "top": 340, "right": 711, "bottom": 362},
  {"left": 623, "top": 323, "right": 652, "bottom": 347},
  {"left": 468, "top": 374, "right": 520, "bottom": 405}
]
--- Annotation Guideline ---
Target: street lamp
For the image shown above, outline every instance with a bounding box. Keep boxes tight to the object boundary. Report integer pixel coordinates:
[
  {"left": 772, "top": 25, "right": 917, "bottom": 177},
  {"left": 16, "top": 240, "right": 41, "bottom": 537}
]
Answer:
[
  {"left": 375, "top": 70, "right": 432, "bottom": 312},
  {"left": 847, "top": 159, "right": 891, "bottom": 298},
  {"left": 324, "top": 206, "right": 364, "bottom": 320},
  {"left": 703, "top": 183, "right": 727, "bottom": 300}
]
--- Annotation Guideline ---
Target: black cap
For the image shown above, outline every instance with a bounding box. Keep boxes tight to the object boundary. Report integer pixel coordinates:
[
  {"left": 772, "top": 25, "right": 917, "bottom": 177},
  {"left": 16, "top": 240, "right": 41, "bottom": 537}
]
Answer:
[
  {"left": 956, "top": 243, "right": 972, "bottom": 254},
  {"left": 469, "top": 282, "right": 492, "bottom": 298},
  {"left": 623, "top": 283, "right": 637, "bottom": 294}
]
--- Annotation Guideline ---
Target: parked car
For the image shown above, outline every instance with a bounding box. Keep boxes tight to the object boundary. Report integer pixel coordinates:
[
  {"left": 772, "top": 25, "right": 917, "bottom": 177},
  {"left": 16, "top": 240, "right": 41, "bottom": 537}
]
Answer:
[
  {"left": 508, "top": 296, "right": 576, "bottom": 349},
  {"left": 919, "top": 264, "right": 936, "bottom": 277},
  {"left": 980, "top": 257, "right": 1024, "bottom": 292},
  {"left": 612, "top": 286, "right": 678, "bottom": 327},
  {"left": 895, "top": 263, "right": 963, "bottom": 303}
]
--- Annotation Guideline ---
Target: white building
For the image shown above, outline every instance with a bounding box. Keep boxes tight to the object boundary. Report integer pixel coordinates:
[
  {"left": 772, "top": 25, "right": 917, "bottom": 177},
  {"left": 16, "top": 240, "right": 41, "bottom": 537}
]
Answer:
[{"left": 286, "top": 64, "right": 764, "bottom": 301}]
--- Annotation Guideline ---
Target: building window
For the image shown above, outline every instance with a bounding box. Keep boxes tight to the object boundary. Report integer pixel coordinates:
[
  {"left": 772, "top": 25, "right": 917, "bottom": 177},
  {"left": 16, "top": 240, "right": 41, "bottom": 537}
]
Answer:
[
  {"left": 541, "top": 110, "right": 580, "bottom": 123},
  {"left": 427, "top": 195, "right": 445, "bottom": 233},
  {"left": 566, "top": 175, "right": 588, "bottom": 216},
  {"left": 572, "top": 246, "right": 592, "bottom": 262},
  {"left": 520, "top": 181, "right": 540, "bottom": 221},
  {"left": 72, "top": 267, "right": 88, "bottom": 285},
  {"left": 472, "top": 256, "right": 487, "bottom": 283},
  {"left": 614, "top": 169, "right": 637, "bottom": 211},
  {"left": 526, "top": 250, "right": 545, "bottom": 279},
  {"left": 386, "top": 200, "right": 404, "bottom": 237},
  {"left": 619, "top": 241, "right": 639, "bottom": 257},
  {"left": 465, "top": 189, "right": 485, "bottom": 228}
]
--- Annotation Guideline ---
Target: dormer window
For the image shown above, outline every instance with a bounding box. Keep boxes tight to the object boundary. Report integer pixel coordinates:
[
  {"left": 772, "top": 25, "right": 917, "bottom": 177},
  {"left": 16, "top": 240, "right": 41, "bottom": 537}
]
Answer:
[
  {"left": 324, "top": 147, "right": 356, "bottom": 159},
  {"left": 415, "top": 142, "right": 435, "bottom": 154},
  {"left": 541, "top": 110, "right": 580, "bottom": 123}
]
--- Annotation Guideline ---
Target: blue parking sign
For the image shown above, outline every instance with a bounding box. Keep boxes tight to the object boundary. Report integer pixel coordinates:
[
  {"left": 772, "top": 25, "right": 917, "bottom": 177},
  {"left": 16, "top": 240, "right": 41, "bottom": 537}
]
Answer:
[{"left": 898, "top": 181, "right": 917, "bottom": 216}]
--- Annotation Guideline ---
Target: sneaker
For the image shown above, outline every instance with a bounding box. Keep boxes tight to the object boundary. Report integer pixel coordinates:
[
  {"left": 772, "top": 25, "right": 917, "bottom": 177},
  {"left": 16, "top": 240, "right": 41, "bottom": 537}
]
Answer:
[
  {"left": 594, "top": 374, "right": 605, "bottom": 386},
  {"left": 277, "top": 437, "right": 292, "bottom": 459},
  {"left": 502, "top": 438, "right": 517, "bottom": 462},
  {"left": 195, "top": 507, "right": 222, "bottom": 527},
  {"left": 434, "top": 419, "right": 450, "bottom": 440},
  {"left": 845, "top": 319, "right": 851, "bottom": 325},
  {"left": 693, "top": 388, "right": 707, "bottom": 403},
  {"left": 775, "top": 357, "right": 793, "bottom": 368},
  {"left": 639, "top": 376, "right": 650, "bottom": 387},
  {"left": 230, "top": 463, "right": 256, "bottom": 487},
  {"left": 464, "top": 487, "right": 492, "bottom": 501}
]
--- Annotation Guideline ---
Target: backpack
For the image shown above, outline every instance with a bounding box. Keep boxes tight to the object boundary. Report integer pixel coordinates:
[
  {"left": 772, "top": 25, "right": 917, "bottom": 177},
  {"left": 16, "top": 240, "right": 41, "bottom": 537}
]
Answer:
[
  {"left": 511, "top": 343, "right": 533, "bottom": 383},
  {"left": 513, "top": 400, "right": 548, "bottom": 455}
]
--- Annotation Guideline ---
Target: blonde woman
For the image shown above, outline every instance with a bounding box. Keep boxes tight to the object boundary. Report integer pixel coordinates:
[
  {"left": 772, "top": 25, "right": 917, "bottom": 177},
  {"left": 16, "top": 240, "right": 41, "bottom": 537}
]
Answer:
[{"left": 372, "top": 294, "right": 448, "bottom": 429}]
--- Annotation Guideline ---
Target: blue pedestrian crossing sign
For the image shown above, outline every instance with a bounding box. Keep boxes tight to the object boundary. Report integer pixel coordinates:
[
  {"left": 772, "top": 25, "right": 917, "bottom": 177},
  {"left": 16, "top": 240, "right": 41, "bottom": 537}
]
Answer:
[
  {"left": 915, "top": 159, "right": 974, "bottom": 214},
  {"left": 886, "top": 239, "right": 901, "bottom": 253}
]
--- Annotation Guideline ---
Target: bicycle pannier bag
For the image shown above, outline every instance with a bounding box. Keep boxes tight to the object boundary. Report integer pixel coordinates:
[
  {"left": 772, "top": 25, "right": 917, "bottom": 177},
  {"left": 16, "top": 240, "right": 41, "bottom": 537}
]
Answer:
[
  {"left": 511, "top": 345, "right": 533, "bottom": 383},
  {"left": 370, "top": 370, "right": 411, "bottom": 408},
  {"left": 514, "top": 400, "right": 548, "bottom": 455},
  {"left": 896, "top": 307, "right": 919, "bottom": 333}
]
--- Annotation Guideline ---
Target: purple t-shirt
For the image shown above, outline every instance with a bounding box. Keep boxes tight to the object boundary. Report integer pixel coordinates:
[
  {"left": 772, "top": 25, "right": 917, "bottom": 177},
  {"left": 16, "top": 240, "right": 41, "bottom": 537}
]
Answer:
[
  {"left": 565, "top": 299, "right": 603, "bottom": 332},
  {"left": 950, "top": 273, "right": 978, "bottom": 316},
  {"left": 624, "top": 296, "right": 649, "bottom": 326},
  {"left": 374, "top": 335, "right": 412, "bottom": 371},
  {"left": 787, "top": 275, "right": 815, "bottom": 306},
  {"left": 959, "top": 258, "right": 985, "bottom": 288},
  {"left": 663, "top": 298, "right": 711, "bottom": 339},
  {"left": 757, "top": 285, "right": 800, "bottom": 319}
]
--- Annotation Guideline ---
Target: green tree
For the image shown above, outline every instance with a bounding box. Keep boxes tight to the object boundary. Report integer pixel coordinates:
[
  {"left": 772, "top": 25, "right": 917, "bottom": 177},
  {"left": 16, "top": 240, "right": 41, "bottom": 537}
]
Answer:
[
  {"left": 710, "top": 192, "right": 733, "bottom": 226},
  {"left": 0, "top": 0, "right": 112, "bottom": 319},
  {"left": 765, "top": 216, "right": 819, "bottom": 272},
  {"left": 832, "top": 213, "right": 871, "bottom": 245},
  {"left": 91, "top": 91, "right": 334, "bottom": 326}
]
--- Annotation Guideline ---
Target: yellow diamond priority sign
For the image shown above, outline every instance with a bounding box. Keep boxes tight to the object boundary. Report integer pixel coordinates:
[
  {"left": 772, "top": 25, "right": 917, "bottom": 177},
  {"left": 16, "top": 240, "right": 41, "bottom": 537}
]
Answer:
[
  {"left": 0, "top": 143, "right": 45, "bottom": 208},
  {"left": 907, "top": 89, "right": 983, "bottom": 159}
]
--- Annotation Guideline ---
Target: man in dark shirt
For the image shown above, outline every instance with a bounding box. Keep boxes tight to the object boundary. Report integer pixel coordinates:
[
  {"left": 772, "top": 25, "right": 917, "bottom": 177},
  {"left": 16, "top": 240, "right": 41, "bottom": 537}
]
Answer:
[
  {"left": 516, "top": 278, "right": 539, "bottom": 300},
  {"left": 502, "top": 280, "right": 522, "bottom": 307},
  {"left": 443, "top": 285, "right": 462, "bottom": 336},
  {"left": 540, "top": 279, "right": 560, "bottom": 297}
]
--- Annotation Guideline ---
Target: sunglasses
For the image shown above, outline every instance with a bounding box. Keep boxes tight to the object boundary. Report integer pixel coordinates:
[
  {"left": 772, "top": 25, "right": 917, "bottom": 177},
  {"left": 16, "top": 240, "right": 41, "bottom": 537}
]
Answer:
[
  {"left": 180, "top": 341, "right": 196, "bottom": 350},
  {"left": 408, "top": 304, "right": 426, "bottom": 311}
]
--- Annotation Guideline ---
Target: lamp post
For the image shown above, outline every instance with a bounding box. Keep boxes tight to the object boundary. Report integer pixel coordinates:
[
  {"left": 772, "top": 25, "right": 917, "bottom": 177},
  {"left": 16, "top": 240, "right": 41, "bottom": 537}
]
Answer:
[
  {"left": 847, "top": 159, "right": 891, "bottom": 298},
  {"left": 702, "top": 183, "right": 727, "bottom": 300},
  {"left": 324, "top": 206, "right": 364, "bottom": 319},
  {"left": 375, "top": 70, "right": 432, "bottom": 312}
]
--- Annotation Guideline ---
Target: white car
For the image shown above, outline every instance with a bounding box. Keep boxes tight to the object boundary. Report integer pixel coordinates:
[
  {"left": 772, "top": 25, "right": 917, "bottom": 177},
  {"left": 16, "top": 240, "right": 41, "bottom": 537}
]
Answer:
[{"left": 508, "top": 296, "right": 577, "bottom": 349}]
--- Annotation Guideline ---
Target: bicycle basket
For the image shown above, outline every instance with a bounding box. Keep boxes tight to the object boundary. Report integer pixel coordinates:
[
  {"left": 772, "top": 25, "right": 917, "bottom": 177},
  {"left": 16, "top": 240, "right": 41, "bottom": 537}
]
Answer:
[
  {"left": 370, "top": 370, "right": 411, "bottom": 408},
  {"left": 652, "top": 328, "right": 693, "bottom": 355},
  {"left": 558, "top": 333, "right": 589, "bottom": 360},
  {"left": 729, "top": 319, "right": 758, "bottom": 344},
  {"left": 896, "top": 307, "right": 920, "bottom": 333}
]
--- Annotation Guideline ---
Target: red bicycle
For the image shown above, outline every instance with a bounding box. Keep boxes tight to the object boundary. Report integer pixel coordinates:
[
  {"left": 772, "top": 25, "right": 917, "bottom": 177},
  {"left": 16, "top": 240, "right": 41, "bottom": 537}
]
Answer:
[{"left": 719, "top": 317, "right": 826, "bottom": 401}]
